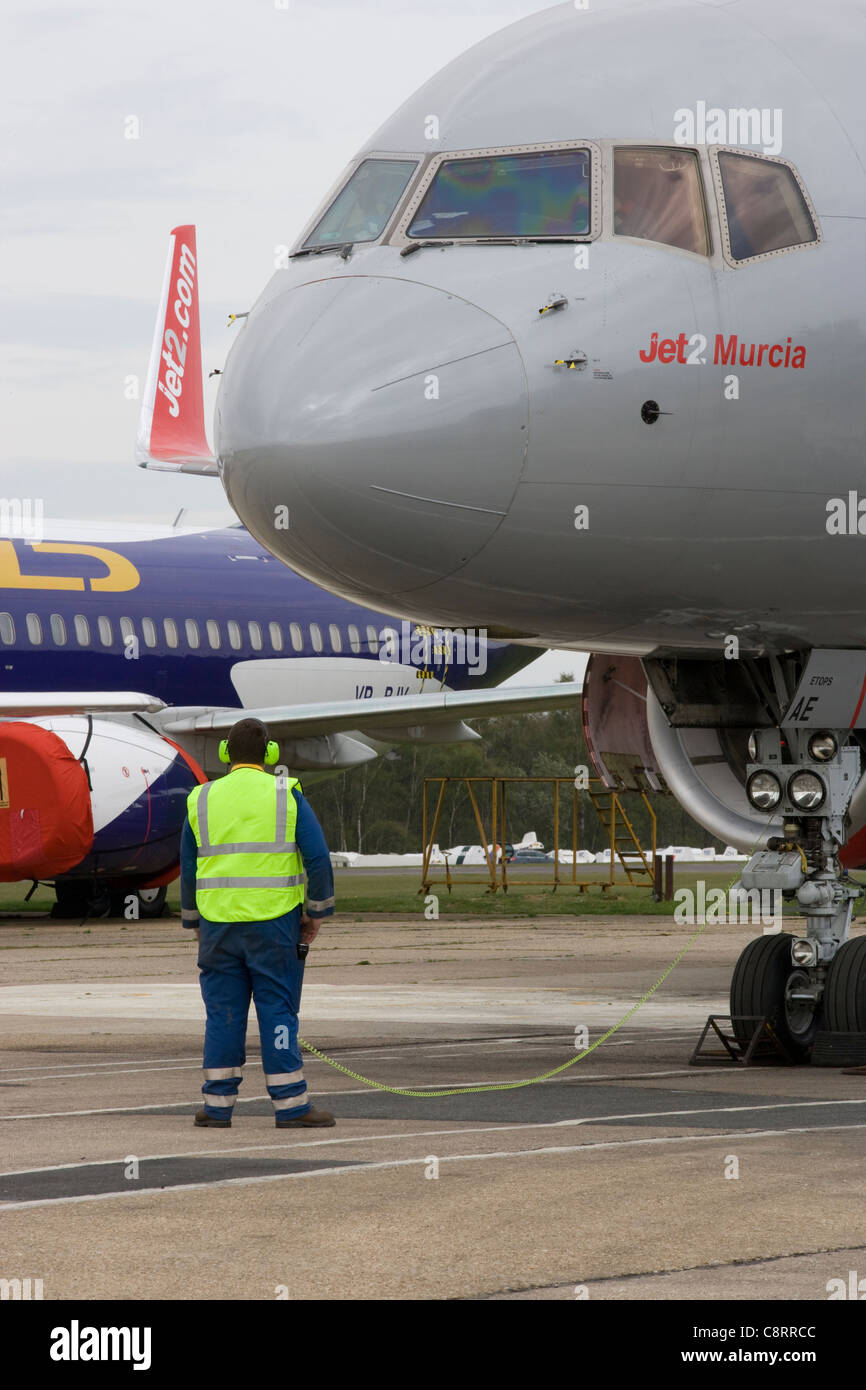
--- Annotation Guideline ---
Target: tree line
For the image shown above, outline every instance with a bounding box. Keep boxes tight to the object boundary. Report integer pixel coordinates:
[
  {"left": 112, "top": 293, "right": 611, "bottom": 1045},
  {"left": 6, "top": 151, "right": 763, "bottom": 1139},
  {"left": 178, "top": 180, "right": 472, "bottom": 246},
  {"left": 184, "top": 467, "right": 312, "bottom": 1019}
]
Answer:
[{"left": 307, "top": 681, "right": 722, "bottom": 857}]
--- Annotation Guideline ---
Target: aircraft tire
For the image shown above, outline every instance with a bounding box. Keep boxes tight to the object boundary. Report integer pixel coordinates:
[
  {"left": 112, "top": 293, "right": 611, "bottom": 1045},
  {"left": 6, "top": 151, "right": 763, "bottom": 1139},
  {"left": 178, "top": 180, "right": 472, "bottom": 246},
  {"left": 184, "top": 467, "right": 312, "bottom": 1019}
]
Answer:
[
  {"left": 135, "top": 886, "right": 168, "bottom": 919},
  {"left": 823, "top": 937, "right": 866, "bottom": 1033},
  {"left": 730, "top": 933, "right": 819, "bottom": 1061}
]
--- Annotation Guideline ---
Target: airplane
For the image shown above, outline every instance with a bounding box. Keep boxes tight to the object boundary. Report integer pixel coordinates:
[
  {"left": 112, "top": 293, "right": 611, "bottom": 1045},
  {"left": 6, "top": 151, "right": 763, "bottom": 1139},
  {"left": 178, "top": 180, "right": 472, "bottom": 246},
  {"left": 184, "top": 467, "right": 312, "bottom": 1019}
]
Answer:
[
  {"left": 141, "top": 0, "right": 866, "bottom": 1058},
  {"left": 0, "top": 516, "right": 589, "bottom": 918}
]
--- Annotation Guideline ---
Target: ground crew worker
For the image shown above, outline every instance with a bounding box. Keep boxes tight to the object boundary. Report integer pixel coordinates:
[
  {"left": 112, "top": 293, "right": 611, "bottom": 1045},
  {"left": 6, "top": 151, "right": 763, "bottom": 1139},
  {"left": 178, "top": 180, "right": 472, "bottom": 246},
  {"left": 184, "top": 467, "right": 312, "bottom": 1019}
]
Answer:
[{"left": 180, "top": 717, "right": 335, "bottom": 1128}]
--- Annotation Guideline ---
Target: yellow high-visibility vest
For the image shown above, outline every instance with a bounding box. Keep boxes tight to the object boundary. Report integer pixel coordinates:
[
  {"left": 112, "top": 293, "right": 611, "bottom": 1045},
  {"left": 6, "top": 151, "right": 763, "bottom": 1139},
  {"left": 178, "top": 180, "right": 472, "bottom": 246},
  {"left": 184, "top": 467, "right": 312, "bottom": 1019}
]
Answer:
[{"left": 187, "top": 767, "right": 305, "bottom": 922}]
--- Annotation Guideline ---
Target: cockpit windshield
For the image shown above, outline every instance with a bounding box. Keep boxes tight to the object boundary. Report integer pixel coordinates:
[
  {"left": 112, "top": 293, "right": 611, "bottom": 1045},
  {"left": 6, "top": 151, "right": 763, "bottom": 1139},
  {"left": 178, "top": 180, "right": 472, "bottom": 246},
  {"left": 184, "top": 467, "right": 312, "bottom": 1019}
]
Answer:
[
  {"left": 716, "top": 151, "right": 817, "bottom": 261},
  {"left": 406, "top": 149, "right": 591, "bottom": 240},
  {"left": 614, "top": 147, "right": 709, "bottom": 255},
  {"left": 303, "top": 158, "right": 418, "bottom": 248}
]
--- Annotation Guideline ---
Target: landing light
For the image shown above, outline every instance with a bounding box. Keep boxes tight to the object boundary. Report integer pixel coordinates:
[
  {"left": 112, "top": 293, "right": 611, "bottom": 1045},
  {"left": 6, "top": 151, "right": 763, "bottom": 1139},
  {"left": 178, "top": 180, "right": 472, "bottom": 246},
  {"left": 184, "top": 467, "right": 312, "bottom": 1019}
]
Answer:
[
  {"left": 747, "top": 771, "right": 781, "bottom": 811},
  {"left": 808, "top": 731, "right": 838, "bottom": 762},
  {"left": 787, "top": 771, "right": 826, "bottom": 811},
  {"left": 791, "top": 938, "right": 818, "bottom": 967}
]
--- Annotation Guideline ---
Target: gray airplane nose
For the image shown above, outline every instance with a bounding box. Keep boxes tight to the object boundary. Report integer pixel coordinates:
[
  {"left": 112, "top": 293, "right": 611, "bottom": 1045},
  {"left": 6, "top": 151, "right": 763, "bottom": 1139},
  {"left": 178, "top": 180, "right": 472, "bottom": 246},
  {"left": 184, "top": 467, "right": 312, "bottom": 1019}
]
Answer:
[{"left": 216, "top": 275, "right": 528, "bottom": 599}]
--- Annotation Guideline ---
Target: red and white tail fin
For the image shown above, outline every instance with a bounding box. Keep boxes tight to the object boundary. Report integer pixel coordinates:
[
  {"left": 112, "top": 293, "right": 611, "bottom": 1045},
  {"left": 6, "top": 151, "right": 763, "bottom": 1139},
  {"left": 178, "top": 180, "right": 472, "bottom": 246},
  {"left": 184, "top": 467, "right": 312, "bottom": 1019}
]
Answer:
[{"left": 135, "top": 225, "right": 218, "bottom": 476}]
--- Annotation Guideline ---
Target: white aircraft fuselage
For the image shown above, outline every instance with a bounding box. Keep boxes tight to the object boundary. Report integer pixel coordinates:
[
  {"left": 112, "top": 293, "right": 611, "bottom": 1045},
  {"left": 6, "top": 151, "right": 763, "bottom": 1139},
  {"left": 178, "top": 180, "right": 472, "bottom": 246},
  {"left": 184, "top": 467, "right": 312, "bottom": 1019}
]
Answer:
[{"left": 215, "top": 0, "right": 866, "bottom": 659}]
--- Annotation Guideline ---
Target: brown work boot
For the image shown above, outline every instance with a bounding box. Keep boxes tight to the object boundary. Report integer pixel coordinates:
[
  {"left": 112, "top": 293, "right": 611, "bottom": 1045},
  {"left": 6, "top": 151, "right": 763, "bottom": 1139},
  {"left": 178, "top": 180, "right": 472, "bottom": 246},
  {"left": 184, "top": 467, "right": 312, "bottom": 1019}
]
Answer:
[
  {"left": 276, "top": 1105, "right": 335, "bottom": 1128},
  {"left": 194, "top": 1107, "right": 232, "bottom": 1127}
]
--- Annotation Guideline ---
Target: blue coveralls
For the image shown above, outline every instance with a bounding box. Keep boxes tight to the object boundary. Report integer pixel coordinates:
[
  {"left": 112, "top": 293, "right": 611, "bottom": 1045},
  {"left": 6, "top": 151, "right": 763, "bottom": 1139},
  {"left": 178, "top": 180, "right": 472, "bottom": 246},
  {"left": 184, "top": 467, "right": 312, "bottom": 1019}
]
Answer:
[{"left": 180, "top": 787, "right": 335, "bottom": 1121}]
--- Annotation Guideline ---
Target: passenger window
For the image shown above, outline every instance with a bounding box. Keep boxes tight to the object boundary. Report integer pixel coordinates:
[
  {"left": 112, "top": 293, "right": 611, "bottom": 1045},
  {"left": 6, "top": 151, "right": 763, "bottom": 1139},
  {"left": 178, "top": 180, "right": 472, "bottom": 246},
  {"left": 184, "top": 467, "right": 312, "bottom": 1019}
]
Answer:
[
  {"left": 290, "top": 622, "right": 303, "bottom": 652},
  {"left": 717, "top": 151, "right": 817, "bottom": 262},
  {"left": 141, "top": 618, "right": 157, "bottom": 648},
  {"left": 269, "top": 621, "right": 283, "bottom": 652},
  {"left": 206, "top": 619, "right": 221, "bottom": 649},
  {"left": 248, "top": 620, "right": 263, "bottom": 651},
  {"left": 0, "top": 612, "right": 14, "bottom": 645},
  {"left": 310, "top": 623, "right": 323, "bottom": 653},
  {"left": 50, "top": 614, "right": 67, "bottom": 646},
  {"left": 614, "top": 147, "right": 709, "bottom": 255},
  {"left": 26, "top": 613, "right": 42, "bottom": 645},
  {"left": 366, "top": 624, "right": 379, "bottom": 655},
  {"left": 185, "top": 619, "right": 200, "bottom": 649},
  {"left": 329, "top": 623, "right": 343, "bottom": 653},
  {"left": 348, "top": 624, "right": 361, "bottom": 654},
  {"left": 163, "top": 618, "right": 178, "bottom": 649},
  {"left": 227, "top": 620, "right": 242, "bottom": 650},
  {"left": 98, "top": 616, "right": 112, "bottom": 647},
  {"left": 120, "top": 617, "right": 136, "bottom": 647},
  {"left": 74, "top": 615, "right": 90, "bottom": 647},
  {"left": 408, "top": 149, "right": 591, "bottom": 240}
]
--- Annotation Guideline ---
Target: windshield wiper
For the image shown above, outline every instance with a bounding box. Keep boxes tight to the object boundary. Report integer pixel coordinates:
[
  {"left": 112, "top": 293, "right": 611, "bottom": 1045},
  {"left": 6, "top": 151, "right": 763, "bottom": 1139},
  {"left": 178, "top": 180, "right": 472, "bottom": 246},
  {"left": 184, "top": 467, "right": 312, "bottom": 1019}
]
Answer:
[
  {"left": 290, "top": 242, "right": 354, "bottom": 259},
  {"left": 400, "top": 240, "right": 455, "bottom": 257}
]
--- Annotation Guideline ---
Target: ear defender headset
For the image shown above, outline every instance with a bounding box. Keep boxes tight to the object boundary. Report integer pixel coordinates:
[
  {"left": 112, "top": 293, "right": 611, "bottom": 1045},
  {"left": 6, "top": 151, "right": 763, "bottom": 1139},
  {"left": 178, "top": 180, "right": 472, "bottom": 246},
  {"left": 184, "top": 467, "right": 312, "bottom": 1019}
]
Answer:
[{"left": 218, "top": 739, "right": 280, "bottom": 764}]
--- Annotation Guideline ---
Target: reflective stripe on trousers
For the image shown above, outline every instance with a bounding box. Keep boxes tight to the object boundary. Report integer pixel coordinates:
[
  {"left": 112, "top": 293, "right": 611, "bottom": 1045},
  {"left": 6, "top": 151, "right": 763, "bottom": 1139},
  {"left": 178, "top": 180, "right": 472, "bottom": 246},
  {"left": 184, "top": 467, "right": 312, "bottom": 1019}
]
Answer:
[
  {"left": 198, "top": 913, "right": 310, "bottom": 1116},
  {"left": 273, "top": 1093, "right": 310, "bottom": 1111}
]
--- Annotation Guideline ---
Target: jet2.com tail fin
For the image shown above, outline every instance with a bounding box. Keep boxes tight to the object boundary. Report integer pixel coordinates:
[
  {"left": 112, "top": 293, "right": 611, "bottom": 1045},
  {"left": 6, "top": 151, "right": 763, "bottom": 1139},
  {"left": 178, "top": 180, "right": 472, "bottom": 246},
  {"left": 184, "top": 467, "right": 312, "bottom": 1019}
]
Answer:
[{"left": 135, "top": 224, "right": 218, "bottom": 476}]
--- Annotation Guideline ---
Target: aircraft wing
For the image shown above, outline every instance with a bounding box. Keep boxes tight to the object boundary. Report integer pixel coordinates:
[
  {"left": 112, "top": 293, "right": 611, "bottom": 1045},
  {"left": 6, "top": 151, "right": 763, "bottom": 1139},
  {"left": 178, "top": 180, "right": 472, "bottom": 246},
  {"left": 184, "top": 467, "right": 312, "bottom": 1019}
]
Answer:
[
  {"left": 135, "top": 224, "right": 218, "bottom": 476},
  {"left": 0, "top": 693, "right": 167, "bottom": 717},
  {"left": 161, "top": 683, "right": 581, "bottom": 743}
]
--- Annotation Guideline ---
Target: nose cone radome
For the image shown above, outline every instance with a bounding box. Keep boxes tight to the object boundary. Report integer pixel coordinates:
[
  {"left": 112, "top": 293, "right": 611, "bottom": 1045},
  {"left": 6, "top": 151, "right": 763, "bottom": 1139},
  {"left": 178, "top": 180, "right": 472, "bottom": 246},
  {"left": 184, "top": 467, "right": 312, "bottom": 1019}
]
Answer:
[{"left": 216, "top": 276, "right": 528, "bottom": 601}]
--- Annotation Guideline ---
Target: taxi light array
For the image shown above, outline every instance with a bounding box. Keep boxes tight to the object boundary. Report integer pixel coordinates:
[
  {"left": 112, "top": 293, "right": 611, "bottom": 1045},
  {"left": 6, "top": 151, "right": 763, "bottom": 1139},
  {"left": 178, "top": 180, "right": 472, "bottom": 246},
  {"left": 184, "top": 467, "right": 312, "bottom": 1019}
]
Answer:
[
  {"left": 787, "top": 771, "right": 826, "bottom": 811},
  {"left": 747, "top": 771, "right": 781, "bottom": 811},
  {"left": 808, "top": 731, "right": 838, "bottom": 762}
]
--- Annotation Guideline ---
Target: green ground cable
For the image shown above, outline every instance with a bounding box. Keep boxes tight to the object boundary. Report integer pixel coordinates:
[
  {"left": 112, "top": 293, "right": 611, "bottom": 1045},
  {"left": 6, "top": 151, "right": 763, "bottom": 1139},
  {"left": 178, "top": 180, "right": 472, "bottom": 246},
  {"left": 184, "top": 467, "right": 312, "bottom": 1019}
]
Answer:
[
  {"left": 299, "top": 832, "right": 785, "bottom": 1096},
  {"left": 298, "top": 918, "right": 710, "bottom": 1096}
]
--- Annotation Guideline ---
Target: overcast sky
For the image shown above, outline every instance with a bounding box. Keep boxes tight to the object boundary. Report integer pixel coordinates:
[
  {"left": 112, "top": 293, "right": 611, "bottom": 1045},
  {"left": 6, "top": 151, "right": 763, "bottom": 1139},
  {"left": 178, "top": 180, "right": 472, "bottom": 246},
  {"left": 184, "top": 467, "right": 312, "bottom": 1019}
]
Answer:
[{"left": 2, "top": 0, "right": 584, "bottom": 685}]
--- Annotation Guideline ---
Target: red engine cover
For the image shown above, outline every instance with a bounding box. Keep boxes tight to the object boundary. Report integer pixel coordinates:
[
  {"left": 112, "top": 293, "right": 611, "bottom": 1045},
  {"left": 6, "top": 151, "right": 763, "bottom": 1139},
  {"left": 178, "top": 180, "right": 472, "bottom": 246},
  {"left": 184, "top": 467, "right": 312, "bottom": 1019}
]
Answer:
[{"left": 0, "top": 723, "right": 94, "bottom": 878}]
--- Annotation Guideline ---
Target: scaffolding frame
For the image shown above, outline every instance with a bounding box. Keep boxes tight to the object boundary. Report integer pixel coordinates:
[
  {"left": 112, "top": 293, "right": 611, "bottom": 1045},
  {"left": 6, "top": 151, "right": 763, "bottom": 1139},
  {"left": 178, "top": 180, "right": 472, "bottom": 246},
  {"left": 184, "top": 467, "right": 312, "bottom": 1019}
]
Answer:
[{"left": 420, "top": 776, "right": 657, "bottom": 894}]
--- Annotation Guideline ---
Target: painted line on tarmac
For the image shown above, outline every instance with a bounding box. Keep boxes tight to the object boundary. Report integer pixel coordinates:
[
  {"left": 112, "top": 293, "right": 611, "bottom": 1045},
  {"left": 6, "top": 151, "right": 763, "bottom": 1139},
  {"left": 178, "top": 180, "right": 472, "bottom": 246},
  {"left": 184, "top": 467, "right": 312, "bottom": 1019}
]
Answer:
[
  {"left": 0, "top": 1093, "right": 329, "bottom": 1119},
  {"left": 0, "top": 1128, "right": 523, "bottom": 1175},
  {"left": 2, "top": 1119, "right": 865, "bottom": 1211},
  {"left": 0, "top": 1064, "right": 207, "bottom": 1082},
  {"left": 476, "top": 1242, "right": 866, "bottom": 1300},
  {"left": 550, "top": 1096, "right": 866, "bottom": 1125},
  {"left": 0, "top": 1040, "right": 576, "bottom": 1075},
  {"left": 0, "top": 1066, "right": 740, "bottom": 1118},
  {"left": 3, "top": 1096, "right": 865, "bottom": 1173},
  {"left": 0, "top": 1049, "right": 701, "bottom": 1082},
  {"left": 0, "top": 1056, "right": 203, "bottom": 1074},
  {"left": 0, "top": 1031, "right": 697, "bottom": 1079}
]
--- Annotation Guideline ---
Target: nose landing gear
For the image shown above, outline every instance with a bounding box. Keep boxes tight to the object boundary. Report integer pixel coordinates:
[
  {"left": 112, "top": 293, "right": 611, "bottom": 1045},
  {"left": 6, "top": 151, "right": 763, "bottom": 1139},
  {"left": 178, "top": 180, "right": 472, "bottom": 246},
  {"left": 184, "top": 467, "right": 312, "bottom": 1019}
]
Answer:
[{"left": 730, "top": 727, "right": 862, "bottom": 1061}]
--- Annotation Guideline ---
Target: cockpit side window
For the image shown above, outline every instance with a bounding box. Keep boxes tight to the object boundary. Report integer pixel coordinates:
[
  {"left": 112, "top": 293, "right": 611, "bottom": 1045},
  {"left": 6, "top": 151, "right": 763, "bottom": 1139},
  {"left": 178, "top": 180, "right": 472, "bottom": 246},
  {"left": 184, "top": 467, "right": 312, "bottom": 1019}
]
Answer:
[
  {"left": 613, "top": 147, "right": 709, "bottom": 255},
  {"left": 303, "top": 158, "right": 418, "bottom": 249},
  {"left": 406, "top": 149, "right": 592, "bottom": 240},
  {"left": 715, "top": 151, "right": 818, "bottom": 263}
]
